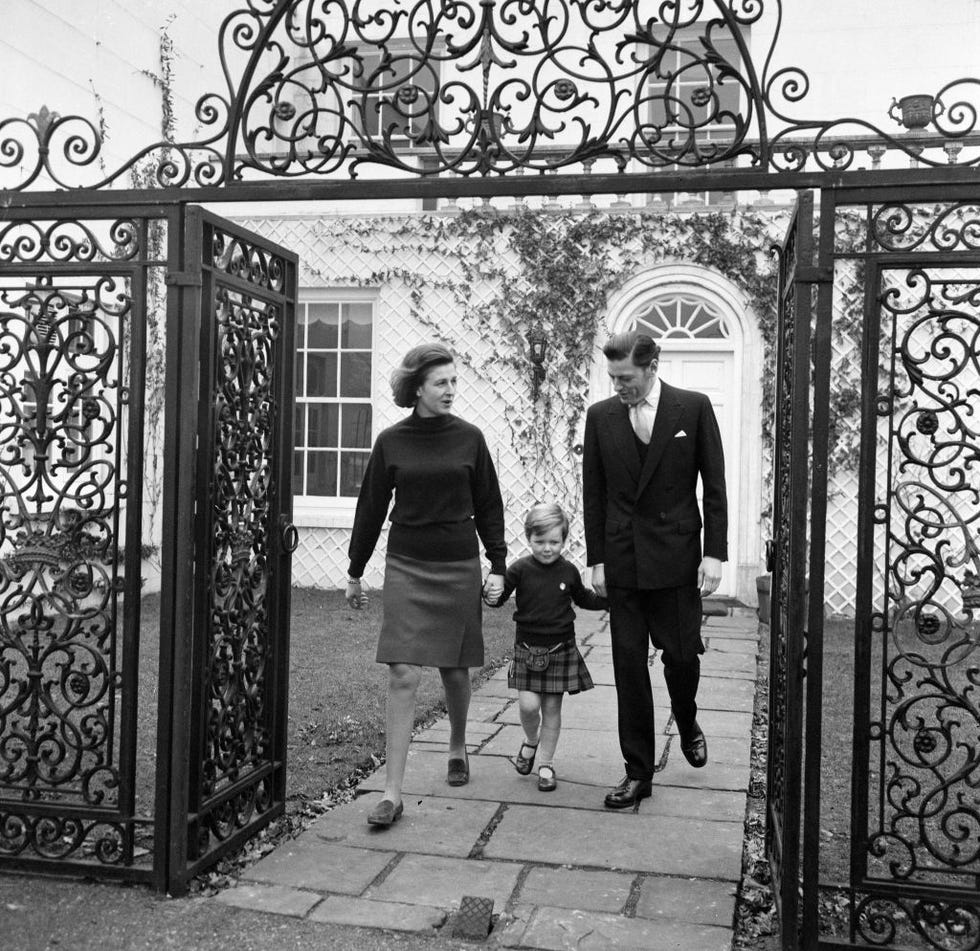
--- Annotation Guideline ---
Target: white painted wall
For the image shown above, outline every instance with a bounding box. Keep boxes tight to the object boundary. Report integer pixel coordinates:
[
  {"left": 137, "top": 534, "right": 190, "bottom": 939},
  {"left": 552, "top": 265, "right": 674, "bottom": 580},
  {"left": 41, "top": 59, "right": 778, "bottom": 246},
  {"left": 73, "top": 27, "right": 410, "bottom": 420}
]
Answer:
[{"left": 1, "top": 1, "right": 225, "bottom": 182}]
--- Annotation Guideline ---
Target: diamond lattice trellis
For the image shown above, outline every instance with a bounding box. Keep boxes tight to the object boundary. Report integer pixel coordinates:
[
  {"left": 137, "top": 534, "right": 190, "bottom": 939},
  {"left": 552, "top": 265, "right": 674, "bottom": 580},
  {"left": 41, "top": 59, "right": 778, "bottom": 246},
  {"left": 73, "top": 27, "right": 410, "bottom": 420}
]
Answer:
[{"left": 235, "top": 213, "right": 591, "bottom": 588}]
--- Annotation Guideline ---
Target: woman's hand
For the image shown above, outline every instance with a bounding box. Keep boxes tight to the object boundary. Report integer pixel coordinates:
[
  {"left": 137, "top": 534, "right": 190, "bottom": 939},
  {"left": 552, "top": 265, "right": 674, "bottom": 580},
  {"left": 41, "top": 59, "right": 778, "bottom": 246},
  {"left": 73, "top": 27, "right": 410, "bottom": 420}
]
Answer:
[
  {"left": 346, "top": 578, "right": 368, "bottom": 609},
  {"left": 483, "top": 573, "right": 504, "bottom": 604}
]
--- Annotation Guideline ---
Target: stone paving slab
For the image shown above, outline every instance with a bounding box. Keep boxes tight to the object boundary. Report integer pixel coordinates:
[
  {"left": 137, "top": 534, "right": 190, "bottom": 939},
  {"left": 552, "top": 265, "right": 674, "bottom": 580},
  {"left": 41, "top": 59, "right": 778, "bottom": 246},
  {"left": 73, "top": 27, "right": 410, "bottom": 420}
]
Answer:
[
  {"left": 499, "top": 905, "right": 732, "bottom": 951},
  {"left": 635, "top": 875, "right": 737, "bottom": 927},
  {"left": 701, "top": 617, "right": 759, "bottom": 641},
  {"left": 482, "top": 805, "right": 744, "bottom": 880},
  {"left": 700, "top": 652, "right": 757, "bottom": 676},
  {"left": 580, "top": 661, "right": 617, "bottom": 685},
  {"left": 241, "top": 838, "right": 394, "bottom": 894},
  {"left": 516, "top": 866, "right": 635, "bottom": 913},
  {"left": 647, "top": 782, "right": 749, "bottom": 822},
  {"left": 667, "top": 708, "right": 753, "bottom": 738},
  {"left": 214, "top": 882, "right": 322, "bottom": 917},
  {"left": 475, "top": 677, "right": 518, "bottom": 698},
  {"left": 706, "top": 636, "right": 761, "bottom": 654},
  {"left": 312, "top": 794, "right": 499, "bottom": 858},
  {"left": 307, "top": 895, "right": 447, "bottom": 932},
  {"left": 468, "top": 696, "right": 512, "bottom": 722},
  {"left": 366, "top": 852, "right": 523, "bottom": 909},
  {"left": 656, "top": 757, "right": 749, "bottom": 792},
  {"left": 415, "top": 720, "right": 502, "bottom": 743},
  {"left": 697, "top": 675, "right": 758, "bottom": 710},
  {"left": 667, "top": 732, "right": 751, "bottom": 766}
]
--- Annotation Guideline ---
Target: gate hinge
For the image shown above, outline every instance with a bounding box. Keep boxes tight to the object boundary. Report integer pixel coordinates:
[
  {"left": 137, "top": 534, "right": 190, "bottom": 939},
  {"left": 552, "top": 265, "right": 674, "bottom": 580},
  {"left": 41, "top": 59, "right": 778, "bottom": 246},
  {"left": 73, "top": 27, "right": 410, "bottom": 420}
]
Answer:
[
  {"left": 794, "top": 266, "right": 834, "bottom": 285},
  {"left": 165, "top": 271, "right": 203, "bottom": 287}
]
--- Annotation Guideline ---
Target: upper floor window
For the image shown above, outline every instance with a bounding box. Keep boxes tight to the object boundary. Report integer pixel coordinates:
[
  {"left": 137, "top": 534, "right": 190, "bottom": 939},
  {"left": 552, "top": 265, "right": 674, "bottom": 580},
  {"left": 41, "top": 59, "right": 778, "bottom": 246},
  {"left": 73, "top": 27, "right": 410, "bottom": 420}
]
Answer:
[
  {"left": 645, "top": 28, "right": 743, "bottom": 149},
  {"left": 293, "top": 295, "right": 373, "bottom": 499},
  {"left": 353, "top": 42, "right": 440, "bottom": 145}
]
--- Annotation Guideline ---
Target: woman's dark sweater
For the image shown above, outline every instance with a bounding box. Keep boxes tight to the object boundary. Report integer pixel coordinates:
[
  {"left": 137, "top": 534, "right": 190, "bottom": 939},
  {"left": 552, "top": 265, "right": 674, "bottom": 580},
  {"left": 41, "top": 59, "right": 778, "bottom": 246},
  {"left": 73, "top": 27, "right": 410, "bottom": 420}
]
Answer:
[
  {"left": 493, "top": 554, "right": 608, "bottom": 647},
  {"left": 348, "top": 412, "right": 507, "bottom": 578}
]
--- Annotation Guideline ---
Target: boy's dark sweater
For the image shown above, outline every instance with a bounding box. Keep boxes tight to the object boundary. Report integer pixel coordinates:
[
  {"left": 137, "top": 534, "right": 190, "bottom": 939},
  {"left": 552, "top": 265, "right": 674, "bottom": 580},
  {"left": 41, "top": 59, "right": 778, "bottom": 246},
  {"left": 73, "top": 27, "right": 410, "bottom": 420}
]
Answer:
[{"left": 494, "top": 554, "right": 608, "bottom": 647}]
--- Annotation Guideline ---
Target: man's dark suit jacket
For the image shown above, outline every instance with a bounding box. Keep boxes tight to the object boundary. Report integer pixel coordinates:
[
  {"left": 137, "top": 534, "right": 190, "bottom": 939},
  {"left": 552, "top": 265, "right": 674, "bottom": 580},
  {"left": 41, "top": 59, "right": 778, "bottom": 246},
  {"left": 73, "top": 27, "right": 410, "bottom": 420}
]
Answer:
[{"left": 582, "top": 381, "right": 728, "bottom": 590}]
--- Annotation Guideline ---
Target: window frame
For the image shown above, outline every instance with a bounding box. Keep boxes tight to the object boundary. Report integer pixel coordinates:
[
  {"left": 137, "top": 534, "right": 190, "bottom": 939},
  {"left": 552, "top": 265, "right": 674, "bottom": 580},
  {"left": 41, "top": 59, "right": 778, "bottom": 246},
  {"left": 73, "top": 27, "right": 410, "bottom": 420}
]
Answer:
[
  {"left": 349, "top": 38, "right": 443, "bottom": 147},
  {"left": 642, "top": 26, "right": 744, "bottom": 151},
  {"left": 291, "top": 287, "right": 376, "bottom": 528},
  {"left": 637, "top": 24, "right": 748, "bottom": 206}
]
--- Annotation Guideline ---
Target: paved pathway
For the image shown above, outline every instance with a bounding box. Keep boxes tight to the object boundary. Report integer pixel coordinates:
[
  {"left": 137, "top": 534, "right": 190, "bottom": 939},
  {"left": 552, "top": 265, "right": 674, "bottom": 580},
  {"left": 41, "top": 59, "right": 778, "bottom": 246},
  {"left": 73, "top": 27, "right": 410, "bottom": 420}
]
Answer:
[{"left": 216, "top": 610, "right": 760, "bottom": 949}]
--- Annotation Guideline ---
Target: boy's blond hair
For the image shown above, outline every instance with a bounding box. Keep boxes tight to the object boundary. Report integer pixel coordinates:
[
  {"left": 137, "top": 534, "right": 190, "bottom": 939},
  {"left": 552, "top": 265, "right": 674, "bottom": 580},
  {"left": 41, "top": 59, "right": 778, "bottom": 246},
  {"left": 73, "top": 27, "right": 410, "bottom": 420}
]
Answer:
[{"left": 523, "top": 501, "right": 569, "bottom": 541}]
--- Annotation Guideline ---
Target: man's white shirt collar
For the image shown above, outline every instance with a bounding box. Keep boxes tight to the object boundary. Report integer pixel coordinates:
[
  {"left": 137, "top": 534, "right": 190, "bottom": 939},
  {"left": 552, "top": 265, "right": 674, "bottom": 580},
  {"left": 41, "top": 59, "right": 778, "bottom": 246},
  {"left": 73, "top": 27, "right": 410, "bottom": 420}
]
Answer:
[{"left": 639, "top": 376, "right": 661, "bottom": 410}]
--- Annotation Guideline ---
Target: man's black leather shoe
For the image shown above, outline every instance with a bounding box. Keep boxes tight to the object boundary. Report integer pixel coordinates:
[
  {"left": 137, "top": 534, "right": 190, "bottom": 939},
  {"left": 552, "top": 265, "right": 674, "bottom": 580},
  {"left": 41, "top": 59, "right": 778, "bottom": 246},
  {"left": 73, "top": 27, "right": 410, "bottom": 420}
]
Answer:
[
  {"left": 679, "top": 721, "right": 708, "bottom": 768},
  {"left": 603, "top": 776, "right": 653, "bottom": 809}
]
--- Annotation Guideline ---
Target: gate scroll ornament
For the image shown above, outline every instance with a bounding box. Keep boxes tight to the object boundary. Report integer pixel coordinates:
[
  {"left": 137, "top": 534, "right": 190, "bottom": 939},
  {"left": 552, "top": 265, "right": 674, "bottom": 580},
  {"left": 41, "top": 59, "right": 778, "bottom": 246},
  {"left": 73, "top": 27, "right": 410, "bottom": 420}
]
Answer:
[
  {"left": 0, "top": 219, "right": 152, "bottom": 871},
  {"left": 2, "top": 0, "right": 980, "bottom": 193}
]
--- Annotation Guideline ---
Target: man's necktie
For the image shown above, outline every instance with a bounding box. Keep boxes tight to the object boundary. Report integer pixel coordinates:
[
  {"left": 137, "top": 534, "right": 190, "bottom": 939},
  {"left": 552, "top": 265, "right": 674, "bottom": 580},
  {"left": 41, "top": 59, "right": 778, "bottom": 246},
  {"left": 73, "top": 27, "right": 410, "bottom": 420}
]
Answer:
[{"left": 632, "top": 401, "right": 654, "bottom": 444}]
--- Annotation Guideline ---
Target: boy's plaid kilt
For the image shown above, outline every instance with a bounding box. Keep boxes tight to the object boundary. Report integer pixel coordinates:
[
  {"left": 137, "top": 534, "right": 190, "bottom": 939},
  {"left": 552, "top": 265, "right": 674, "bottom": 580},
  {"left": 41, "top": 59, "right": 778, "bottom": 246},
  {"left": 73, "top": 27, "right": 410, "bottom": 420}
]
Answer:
[{"left": 507, "top": 639, "right": 594, "bottom": 695}]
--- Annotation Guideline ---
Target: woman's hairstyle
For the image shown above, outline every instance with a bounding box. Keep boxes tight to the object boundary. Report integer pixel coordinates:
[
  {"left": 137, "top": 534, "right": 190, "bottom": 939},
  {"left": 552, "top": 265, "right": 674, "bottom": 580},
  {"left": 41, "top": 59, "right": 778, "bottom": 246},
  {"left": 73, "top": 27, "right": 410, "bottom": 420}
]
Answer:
[
  {"left": 390, "top": 343, "right": 455, "bottom": 408},
  {"left": 524, "top": 501, "right": 570, "bottom": 541},
  {"left": 602, "top": 331, "right": 661, "bottom": 368}
]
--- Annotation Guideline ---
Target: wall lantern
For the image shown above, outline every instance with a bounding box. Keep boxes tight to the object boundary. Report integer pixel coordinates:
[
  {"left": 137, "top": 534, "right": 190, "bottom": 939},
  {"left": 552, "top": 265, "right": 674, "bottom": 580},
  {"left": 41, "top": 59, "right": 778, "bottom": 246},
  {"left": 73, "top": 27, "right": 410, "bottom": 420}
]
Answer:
[
  {"left": 526, "top": 323, "right": 548, "bottom": 401},
  {"left": 888, "top": 94, "right": 941, "bottom": 131}
]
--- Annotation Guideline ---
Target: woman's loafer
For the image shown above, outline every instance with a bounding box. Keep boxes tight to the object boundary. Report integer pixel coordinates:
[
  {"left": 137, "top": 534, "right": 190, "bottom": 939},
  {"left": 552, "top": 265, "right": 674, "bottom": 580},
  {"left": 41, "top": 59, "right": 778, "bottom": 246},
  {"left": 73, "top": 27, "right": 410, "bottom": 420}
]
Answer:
[
  {"left": 367, "top": 798, "right": 403, "bottom": 827},
  {"left": 447, "top": 753, "right": 469, "bottom": 786}
]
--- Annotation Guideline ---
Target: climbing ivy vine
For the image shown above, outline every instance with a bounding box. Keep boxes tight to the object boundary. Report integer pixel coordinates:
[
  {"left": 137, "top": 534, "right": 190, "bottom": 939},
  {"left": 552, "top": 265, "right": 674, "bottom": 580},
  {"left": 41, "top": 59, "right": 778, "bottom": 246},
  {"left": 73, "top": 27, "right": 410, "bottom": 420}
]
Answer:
[{"left": 307, "top": 207, "right": 865, "bottom": 541}]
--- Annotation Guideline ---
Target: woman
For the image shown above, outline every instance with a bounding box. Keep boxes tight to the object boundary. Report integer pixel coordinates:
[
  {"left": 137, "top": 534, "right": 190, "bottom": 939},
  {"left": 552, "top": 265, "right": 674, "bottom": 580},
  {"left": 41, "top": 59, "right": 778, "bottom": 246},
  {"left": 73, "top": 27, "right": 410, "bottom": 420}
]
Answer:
[{"left": 346, "top": 343, "right": 506, "bottom": 827}]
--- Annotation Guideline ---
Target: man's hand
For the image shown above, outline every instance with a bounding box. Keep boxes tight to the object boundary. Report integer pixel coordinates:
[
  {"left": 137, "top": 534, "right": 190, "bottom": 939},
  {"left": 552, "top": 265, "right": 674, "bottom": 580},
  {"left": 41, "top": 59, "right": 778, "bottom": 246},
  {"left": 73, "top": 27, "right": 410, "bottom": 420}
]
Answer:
[
  {"left": 698, "top": 557, "right": 723, "bottom": 597},
  {"left": 483, "top": 573, "right": 504, "bottom": 604},
  {"left": 591, "top": 564, "right": 606, "bottom": 598}
]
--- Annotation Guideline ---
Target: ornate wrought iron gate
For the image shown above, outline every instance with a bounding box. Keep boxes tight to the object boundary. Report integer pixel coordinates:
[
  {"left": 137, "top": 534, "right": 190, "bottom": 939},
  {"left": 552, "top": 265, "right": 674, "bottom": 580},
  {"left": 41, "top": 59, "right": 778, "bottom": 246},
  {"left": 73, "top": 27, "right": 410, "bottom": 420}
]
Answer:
[
  {"left": 0, "top": 207, "right": 172, "bottom": 884},
  {"left": 156, "top": 208, "right": 298, "bottom": 894},
  {"left": 0, "top": 206, "right": 297, "bottom": 893},
  {"left": 768, "top": 185, "right": 980, "bottom": 950}
]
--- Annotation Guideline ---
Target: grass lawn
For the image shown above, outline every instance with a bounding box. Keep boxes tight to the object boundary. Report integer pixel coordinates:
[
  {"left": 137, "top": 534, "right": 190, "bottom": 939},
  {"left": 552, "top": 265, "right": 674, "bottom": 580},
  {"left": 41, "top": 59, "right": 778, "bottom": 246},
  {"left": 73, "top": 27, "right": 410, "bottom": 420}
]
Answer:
[
  {"left": 134, "top": 587, "right": 517, "bottom": 820},
  {"left": 816, "top": 617, "right": 856, "bottom": 886}
]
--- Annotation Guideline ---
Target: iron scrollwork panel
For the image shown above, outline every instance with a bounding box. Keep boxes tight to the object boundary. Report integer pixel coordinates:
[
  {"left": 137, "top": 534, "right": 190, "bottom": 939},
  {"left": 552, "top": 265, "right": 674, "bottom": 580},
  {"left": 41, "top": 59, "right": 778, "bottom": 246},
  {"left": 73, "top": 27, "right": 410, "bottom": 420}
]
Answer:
[
  {"left": 851, "top": 246, "right": 980, "bottom": 949},
  {"left": 5, "top": 2, "right": 980, "bottom": 191},
  {"left": 0, "top": 217, "right": 152, "bottom": 870},
  {"left": 188, "top": 226, "right": 289, "bottom": 864}
]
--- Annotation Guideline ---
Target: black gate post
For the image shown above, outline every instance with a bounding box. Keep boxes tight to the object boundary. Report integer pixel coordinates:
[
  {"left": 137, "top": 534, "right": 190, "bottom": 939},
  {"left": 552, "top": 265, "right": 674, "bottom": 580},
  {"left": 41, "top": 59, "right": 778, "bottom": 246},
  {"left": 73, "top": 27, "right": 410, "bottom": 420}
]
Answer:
[
  {"left": 799, "top": 188, "right": 836, "bottom": 946},
  {"left": 154, "top": 203, "right": 205, "bottom": 892},
  {"left": 767, "top": 190, "right": 817, "bottom": 950}
]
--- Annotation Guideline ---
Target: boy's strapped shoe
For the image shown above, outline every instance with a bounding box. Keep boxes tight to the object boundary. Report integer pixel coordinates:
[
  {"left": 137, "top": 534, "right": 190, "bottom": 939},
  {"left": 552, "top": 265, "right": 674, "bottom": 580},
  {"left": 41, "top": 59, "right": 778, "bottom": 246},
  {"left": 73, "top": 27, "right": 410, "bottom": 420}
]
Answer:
[
  {"left": 515, "top": 740, "right": 538, "bottom": 775},
  {"left": 537, "top": 764, "right": 557, "bottom": 792}
]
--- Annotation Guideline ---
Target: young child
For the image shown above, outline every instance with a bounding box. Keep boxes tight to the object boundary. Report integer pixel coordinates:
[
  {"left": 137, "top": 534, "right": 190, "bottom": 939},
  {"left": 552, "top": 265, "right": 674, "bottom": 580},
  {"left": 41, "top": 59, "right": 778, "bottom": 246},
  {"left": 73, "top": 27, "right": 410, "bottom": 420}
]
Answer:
[{"left": 488, "top": 502, "right": 607, "bottom": 792}]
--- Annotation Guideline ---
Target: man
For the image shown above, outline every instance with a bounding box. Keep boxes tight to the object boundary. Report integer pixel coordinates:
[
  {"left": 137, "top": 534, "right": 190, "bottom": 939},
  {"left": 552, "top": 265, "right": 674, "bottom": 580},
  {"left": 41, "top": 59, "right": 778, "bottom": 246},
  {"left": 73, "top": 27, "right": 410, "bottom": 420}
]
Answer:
[{"left": 582, "top": 331, "right": 727, "bottom": 808}]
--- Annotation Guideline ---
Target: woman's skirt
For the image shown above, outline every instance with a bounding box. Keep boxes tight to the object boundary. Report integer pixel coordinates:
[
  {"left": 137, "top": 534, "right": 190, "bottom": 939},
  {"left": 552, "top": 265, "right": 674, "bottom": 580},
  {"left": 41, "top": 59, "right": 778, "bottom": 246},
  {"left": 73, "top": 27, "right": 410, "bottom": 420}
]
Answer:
[
  {"left": 507, "top": 639, "right": 595, "bottom": 695},
  {"left": 377, "top": 552, "right": 484, "bottom": 667}
]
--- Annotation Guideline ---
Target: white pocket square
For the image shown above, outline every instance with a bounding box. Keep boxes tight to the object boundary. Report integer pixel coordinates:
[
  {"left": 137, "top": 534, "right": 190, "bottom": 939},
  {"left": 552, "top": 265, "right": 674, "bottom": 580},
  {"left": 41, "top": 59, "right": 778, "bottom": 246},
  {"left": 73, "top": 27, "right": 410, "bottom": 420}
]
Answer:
[{"left": 675, "top": 430, "right": 687, "bottom": 438}]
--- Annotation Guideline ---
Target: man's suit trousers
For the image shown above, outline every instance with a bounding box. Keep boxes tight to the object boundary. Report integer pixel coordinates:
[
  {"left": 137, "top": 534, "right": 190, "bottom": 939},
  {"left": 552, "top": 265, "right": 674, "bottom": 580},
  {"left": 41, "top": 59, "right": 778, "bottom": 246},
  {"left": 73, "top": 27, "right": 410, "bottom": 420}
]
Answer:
[{"left": 606, "top": 584, "right": 703, "bottom": 780}]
